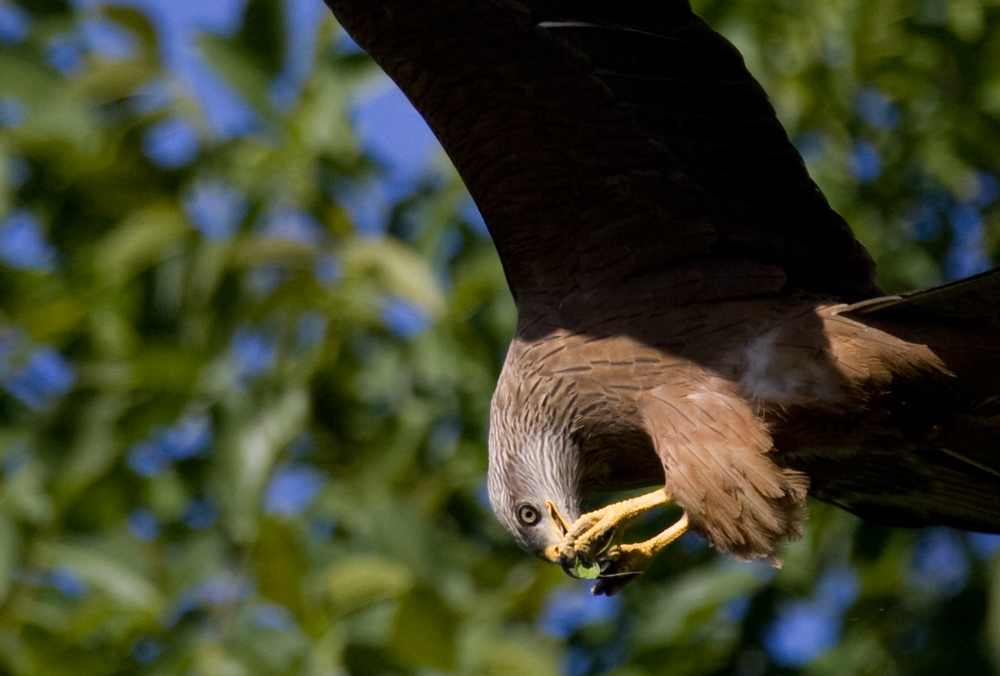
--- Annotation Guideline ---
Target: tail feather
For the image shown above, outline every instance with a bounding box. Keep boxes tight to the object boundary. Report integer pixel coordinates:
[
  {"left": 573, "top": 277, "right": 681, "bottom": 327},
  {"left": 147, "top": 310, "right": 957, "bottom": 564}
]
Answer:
[
  {"left": 817, "top": 460, "right": 1000, "bottom": 535},
  {"left": 843, "top": 267, "right": 1000, "bottom": 329},
  {"left": 806, "top": 412, "right": 1000, "bottom": 534},
  {"left": 830, "top": 268, "right": 1000, "bottom": 531}
]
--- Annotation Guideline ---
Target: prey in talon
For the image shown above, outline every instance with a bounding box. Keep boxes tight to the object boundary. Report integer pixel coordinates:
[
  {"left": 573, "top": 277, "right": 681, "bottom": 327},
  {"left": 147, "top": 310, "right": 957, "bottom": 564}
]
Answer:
[
  {"left": 553, "top": 491, "right": 690, "bottom": 594},
  {"left": 552, "top": 501, "right": 619, "bottom": 582},
  {"left": 490, "top": 458, "right": 695, "bottom": 594}
]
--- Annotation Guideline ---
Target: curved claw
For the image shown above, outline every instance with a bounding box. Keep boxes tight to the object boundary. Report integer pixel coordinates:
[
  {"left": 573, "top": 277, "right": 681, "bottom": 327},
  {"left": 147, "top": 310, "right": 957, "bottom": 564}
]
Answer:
[
  {"left": 591, "top": 512, "right": 691, "bottom": 595},
  {"left": 592, "top": 569, "right": 643, "bottom": 596},
  {"left": 558, "top": 530, "right": 621, "bottom": 580},
  {"left": 559, "top": 550, "right": 602, "bottom": 579},
  {"left": 559, "top": 552, "right": 579, "bottom": 577},
  {"left": 559, "top": 489, "right": 670, "bottom": 561},
  {"left": 553, "top": 490, "right": 681, "bottom": 587}
]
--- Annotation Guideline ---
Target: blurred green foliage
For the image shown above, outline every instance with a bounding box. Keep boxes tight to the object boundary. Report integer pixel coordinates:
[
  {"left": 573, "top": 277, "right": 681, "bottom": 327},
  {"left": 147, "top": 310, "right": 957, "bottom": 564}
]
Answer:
[{"left": 0, "top": 1, "right": 998, "bottom": 675}]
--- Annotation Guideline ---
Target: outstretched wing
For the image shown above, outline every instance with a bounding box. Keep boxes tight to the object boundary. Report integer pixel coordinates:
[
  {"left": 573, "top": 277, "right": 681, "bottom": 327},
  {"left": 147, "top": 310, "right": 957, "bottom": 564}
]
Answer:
[{"left": 327, "top": 0, "right": 880, "bottom": 309}]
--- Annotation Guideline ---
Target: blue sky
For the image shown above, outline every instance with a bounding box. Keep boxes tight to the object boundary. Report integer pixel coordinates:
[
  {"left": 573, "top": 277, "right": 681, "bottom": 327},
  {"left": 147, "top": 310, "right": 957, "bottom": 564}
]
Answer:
[
  {"left": 68, "top": 0, "right": 440, "bottom": 172},
  {"left": 63, "top": 0, "right": 449, "bottom": 337}
]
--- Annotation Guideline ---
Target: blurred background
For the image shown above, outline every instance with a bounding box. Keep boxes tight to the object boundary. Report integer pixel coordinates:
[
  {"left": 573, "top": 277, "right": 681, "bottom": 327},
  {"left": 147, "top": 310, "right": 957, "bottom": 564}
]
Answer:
[{"left": 0, "top": 0, "right": 999, "bottom": 674}]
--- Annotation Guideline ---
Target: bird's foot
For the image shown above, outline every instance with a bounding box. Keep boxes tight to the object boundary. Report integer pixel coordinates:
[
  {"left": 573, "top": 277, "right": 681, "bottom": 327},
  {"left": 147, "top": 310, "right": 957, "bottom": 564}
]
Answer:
[
  {"left": 554, "top": 489, "right": 673, "bottom": 583},
  {"left": 589, "top": 513, "right": 689, "bottom": 596}
]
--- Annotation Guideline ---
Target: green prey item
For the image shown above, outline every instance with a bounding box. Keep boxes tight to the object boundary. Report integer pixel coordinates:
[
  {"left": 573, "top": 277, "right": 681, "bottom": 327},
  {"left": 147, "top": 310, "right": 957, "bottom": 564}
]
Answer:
[{"left": 570, "top": 559, "right": 602, "bottom": 579}]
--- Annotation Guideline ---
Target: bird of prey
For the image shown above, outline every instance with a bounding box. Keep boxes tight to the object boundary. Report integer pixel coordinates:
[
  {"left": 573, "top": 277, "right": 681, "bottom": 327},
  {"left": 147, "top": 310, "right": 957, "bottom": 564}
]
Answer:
[{"left": 326, "top": 0, "right": 1000, "bottom": 594}]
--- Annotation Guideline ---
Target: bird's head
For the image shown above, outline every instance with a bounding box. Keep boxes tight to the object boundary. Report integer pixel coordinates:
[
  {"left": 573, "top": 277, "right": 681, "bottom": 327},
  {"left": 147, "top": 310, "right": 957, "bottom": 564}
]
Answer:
[{"left": 487, "top": 422, "right": 582, "bottom": 563}]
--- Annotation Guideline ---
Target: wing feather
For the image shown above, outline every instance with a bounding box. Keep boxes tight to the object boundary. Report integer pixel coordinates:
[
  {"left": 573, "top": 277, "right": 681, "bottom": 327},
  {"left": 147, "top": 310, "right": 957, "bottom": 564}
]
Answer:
[
  {"left": 644, "top": 382, "right": 808, "bottom": 559},
  {"left": 325, "top": 0, "right": 880, "bottom": 312}
]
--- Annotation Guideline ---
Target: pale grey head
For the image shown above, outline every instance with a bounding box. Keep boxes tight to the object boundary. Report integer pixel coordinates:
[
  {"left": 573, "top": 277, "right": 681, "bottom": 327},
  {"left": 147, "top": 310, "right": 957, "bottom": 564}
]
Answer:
[{"left": 487, "top": 407, "right": 582, "bottom": 562}]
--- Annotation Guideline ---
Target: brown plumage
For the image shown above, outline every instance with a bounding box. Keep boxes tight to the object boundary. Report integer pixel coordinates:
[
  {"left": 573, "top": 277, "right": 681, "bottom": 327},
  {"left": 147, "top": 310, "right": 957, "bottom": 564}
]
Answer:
[{"left": 326, "top": 0, "right": 1000, "bottom": 592}]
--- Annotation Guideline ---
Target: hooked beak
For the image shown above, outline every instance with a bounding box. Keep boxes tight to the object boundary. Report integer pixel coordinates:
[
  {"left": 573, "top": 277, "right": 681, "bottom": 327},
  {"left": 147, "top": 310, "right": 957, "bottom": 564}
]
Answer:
[
  {"left": 544, "top": 500, "right": 617, "bottom": 579},
  {"left": 542, "top": 500, "right": 571, "bottom": 563},
  {"left": 547, "top": 500, "right": 571, "bottom": 535}
]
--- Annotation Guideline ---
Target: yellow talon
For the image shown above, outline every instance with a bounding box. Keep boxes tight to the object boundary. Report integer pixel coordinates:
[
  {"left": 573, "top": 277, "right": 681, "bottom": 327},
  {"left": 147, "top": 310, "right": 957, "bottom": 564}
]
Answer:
[
  {"left": 557, "top": 488, "right": 671, "bottom": 560},
  {"left": 591, "top": 513, "right": 689, "bottom": 596},
  {"left": 552, "top": 488, "right": 690, "bottom": 594}
]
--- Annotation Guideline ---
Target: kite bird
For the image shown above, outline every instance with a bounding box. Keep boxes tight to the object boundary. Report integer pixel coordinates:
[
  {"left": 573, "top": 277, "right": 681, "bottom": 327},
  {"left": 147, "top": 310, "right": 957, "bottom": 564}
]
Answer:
[{"left": 326, "top": 0, "right": 1000, "bottom": 595}]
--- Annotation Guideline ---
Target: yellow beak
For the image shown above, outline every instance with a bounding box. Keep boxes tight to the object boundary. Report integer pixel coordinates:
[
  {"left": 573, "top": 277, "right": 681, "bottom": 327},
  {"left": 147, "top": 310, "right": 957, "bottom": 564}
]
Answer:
[{"left": 542, "top": 500, "right": 572, "bottom": 562}]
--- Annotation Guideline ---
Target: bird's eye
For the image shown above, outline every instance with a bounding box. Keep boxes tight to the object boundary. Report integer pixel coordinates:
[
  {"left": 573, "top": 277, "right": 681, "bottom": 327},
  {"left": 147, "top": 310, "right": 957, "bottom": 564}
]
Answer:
[{"left": 517, "top": 504, "right": 541, "bottom": 526}]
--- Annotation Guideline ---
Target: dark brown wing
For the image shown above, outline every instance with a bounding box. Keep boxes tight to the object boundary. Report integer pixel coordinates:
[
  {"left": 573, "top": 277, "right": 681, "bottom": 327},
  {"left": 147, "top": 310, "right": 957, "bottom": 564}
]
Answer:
[{"left": 326, "top": 0, "right": 880, "bottom": 308}]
